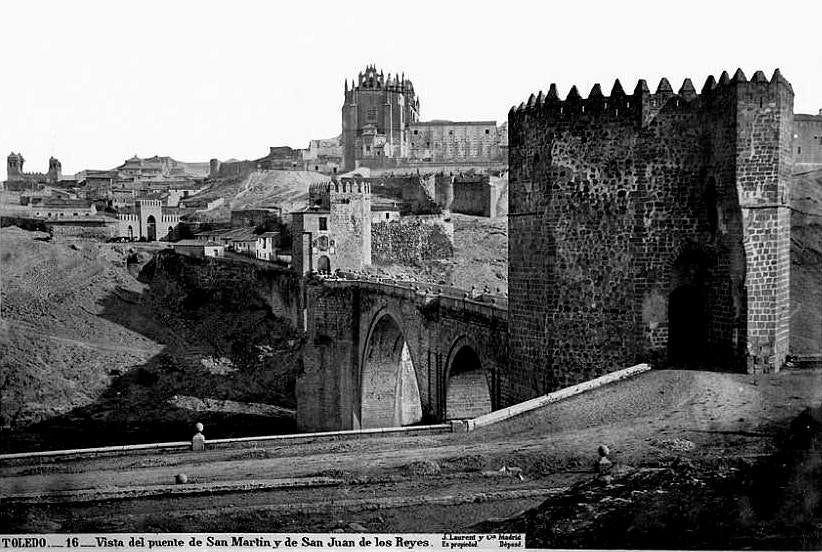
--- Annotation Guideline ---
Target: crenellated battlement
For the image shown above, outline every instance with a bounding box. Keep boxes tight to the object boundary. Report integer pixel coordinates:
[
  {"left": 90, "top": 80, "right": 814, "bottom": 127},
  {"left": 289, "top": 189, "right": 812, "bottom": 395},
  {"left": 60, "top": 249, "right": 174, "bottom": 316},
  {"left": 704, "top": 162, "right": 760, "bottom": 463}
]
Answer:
[
  {"left": 333, "top": 176, "right": 371, "bottom": 195},
  {"left": 346, "top": 64, "right": 414, "bottom": 93},
  {"left": 509, "top": 69, "right": 793, "bottom": 128},
  {"left": 507, "top": 65, "right": 796, "bottom": 389},
  {"left": 308, "top": 178, "right": 371, "bottom": 210},
  {"left": 343, "top": 65, "right": 416, "bottom": 106}
]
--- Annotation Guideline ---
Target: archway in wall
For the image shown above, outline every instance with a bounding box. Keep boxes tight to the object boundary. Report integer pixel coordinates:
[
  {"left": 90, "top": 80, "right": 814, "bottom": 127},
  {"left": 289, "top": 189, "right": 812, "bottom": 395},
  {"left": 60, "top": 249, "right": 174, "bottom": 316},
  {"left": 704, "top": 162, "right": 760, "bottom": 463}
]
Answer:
[
  {"left": 445, "top": 344, "right": 491, "bottom": 420},
  {"left": 317, "top": 255, "right": 331, "bottom": 274},
  {"left": 146, "top": 215, "right": 156, "bottom": 241},
  {"left": 668, "top": 284, "right": 708, "bottom": 367},
  {"left": 360, "top": 314, "right": 422, "bottom": 429},
  {"left": 127, "top": 225, "right": 133, "bottom": 241},
  {"left": 668, "top": 250, "right": 711, "bottom": 368}
]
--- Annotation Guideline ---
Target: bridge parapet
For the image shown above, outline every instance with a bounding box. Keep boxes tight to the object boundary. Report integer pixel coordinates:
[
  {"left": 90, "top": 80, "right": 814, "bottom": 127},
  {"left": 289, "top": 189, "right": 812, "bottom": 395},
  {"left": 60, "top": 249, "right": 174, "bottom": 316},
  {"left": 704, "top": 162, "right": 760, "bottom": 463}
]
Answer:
[{"left": 321, "top": 272, "right": 508, "bottom": 317}]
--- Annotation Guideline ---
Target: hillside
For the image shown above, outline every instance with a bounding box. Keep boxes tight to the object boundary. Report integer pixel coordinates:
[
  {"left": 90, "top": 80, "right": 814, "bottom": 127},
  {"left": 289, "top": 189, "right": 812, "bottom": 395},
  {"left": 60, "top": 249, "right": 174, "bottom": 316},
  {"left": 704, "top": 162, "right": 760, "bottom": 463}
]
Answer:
[
  {"left": 174, "top": 160, "right": 210, "bottom": 178},
  {"left": 0, "top": 228, "right": 300, "bottom": 452},
  {"left": 187, "top": 170, "right": 329, "bottom": 221}
]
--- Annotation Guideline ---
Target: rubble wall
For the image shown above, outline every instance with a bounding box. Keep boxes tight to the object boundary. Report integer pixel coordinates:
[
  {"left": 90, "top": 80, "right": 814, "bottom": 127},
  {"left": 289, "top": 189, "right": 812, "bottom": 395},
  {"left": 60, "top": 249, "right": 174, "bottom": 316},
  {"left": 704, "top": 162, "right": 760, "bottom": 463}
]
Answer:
[{"left": 371, "top": 216, "right": 454, "bottom": 265}]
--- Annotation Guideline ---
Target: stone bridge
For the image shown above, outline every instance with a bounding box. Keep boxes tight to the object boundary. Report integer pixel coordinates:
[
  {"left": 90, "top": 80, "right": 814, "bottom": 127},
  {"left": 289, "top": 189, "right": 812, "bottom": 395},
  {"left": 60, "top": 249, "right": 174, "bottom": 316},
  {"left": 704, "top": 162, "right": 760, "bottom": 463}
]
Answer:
[
  {"left": 151, "top": 252, "right": 509, "bottom": 433},
  {"left": 296, "top": 276, "right": 509, "bottom": 432}
]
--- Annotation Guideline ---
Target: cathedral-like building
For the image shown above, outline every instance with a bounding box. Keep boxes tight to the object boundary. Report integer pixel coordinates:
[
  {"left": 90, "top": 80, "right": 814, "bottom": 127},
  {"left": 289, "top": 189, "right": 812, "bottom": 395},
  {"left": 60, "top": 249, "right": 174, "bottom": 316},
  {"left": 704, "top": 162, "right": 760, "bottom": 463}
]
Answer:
[
  {"left": 341, "top": 66, "right": 507, "bottom": 172},
  {"left": 342, "top": 66, "right": 420, "bottom": 170}
]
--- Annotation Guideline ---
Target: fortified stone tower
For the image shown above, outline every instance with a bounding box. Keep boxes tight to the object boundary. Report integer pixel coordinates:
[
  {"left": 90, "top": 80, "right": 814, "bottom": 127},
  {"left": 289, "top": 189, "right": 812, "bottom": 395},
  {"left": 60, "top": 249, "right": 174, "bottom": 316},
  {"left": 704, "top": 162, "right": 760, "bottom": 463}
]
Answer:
[
  {"left": 6, "top": 152, "right": 24, "bottom": 180},
  {"left": 209, "top": 158, "right": 221, "bottom": 179},
  {"left": 506, "top": 68, "right": 793, "bottom": 403},
  {"left": 47, "top": 156, "right": 62, "bottom": 182},
  {"left": 342, "top": 65, "right": 420, "bottom": 171},
  {"left": 292, "top": 178, "right": 372, "bottom": 274},
  {"left": 329, "top": 176, "right": 372, "bottom": 268}
]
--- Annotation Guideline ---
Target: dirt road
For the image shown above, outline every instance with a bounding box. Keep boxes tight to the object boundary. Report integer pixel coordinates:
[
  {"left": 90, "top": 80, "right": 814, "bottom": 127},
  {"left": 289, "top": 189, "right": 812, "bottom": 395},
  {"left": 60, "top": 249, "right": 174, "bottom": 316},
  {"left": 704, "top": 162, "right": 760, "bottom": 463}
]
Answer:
[{"left": 2, "top": 368, "right": 819, "bottom": 532}]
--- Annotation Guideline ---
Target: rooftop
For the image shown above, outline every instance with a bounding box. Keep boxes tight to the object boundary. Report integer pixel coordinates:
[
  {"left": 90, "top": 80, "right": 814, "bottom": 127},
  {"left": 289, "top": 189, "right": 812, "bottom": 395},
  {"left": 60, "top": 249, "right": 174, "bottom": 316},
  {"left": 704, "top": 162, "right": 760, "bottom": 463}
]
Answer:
[
  {"left": 195, "top": 226, "right": 258, "bottom": 242},
  {"left": 411, "top": 120, "right": 498, "bottom": 127},
  {"left": 39, "top": 199, "right": 93, "bottom": 208},
  {"left": 292, "top": 208, "right": 330, "bottom": 216}
]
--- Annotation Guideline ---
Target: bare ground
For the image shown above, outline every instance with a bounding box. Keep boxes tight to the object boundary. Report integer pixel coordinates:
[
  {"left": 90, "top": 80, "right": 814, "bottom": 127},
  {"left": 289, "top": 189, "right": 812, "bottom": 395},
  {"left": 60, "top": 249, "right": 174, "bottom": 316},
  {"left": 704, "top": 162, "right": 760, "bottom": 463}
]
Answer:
[
  {"left": 0, "top": 227, "right": 300, "bottom": 452},
  {"left": 1, "top": 368, "right": 819, "bottom": 536}
]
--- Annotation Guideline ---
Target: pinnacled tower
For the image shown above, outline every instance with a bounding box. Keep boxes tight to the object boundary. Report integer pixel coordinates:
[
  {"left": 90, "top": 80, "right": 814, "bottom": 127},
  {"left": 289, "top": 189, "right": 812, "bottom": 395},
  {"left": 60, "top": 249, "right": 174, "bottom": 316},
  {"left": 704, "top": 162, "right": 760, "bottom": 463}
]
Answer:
[{"left": 342, "top": 65, "right": 420, "bottom": 171}]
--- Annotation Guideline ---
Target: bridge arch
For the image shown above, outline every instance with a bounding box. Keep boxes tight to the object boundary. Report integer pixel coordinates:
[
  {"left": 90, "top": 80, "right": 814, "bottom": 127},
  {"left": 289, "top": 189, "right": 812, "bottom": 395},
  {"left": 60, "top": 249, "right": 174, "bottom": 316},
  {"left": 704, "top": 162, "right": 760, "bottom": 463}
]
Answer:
[
  {"left": 359, "top": 309, "right": 422, "bottom": 429},
  {"left": 444, "top": 336, "right": 492, "bottom": 420}
]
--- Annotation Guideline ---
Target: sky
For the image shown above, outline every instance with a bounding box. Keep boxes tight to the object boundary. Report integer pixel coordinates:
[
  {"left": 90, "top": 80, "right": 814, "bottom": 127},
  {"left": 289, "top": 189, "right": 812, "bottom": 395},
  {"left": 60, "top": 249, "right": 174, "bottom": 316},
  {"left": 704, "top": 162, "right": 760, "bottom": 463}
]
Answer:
[{"left": 1, "top": 0, "right": 820, "bottom": 175}]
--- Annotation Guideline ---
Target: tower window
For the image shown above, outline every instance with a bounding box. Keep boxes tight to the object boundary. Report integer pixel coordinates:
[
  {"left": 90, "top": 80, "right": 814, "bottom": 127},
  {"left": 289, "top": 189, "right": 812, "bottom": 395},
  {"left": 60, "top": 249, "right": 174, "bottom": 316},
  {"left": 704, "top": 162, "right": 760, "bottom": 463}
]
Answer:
[
  {"left": 485, "top": 129, "right": 490, "bottom": 134},
  {"left": 319, "top": 217, "right": 328, "bottom": 231}
]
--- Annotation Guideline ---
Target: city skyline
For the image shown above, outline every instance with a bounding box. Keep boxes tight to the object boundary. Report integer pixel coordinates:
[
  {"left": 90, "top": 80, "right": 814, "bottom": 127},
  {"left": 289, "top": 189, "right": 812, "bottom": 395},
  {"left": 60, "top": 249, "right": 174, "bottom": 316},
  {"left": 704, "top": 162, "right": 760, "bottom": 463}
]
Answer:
[{"left": 1, "top": 0, "right": 820, "bottom": 174}]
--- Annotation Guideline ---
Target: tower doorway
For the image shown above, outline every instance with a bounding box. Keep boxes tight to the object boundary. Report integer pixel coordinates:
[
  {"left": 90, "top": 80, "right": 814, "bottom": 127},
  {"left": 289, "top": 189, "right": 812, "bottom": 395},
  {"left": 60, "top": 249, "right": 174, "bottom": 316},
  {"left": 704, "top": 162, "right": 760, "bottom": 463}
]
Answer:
[
  {"left": 668, "top": 284, "right": 708, "bottom": 367},
  {"left": 146, "top": 215, "right": 156, "bottom": 241}
]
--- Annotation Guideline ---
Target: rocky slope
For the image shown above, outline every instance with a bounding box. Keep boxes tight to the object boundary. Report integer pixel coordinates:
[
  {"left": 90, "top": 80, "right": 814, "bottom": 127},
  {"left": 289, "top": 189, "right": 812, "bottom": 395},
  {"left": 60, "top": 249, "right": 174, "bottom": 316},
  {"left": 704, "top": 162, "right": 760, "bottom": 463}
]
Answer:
[
  {"left": 0, "top": 228, "right": 300, "bottom": 452},
  {"left": 186, "top": 170, "right": 328, "bottom": 221}
]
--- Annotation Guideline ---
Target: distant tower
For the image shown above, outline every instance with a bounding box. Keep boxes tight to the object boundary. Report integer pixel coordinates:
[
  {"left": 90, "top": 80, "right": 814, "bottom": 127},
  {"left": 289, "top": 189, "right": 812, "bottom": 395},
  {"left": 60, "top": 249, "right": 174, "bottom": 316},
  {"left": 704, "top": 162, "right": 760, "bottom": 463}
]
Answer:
[
  {"left": 292, "top": 178, "right": 372, "bottom": 275},
  {"left": 47, "top": 156, "right": 62, "bottom": 182},
  {"left": 329, "top": 177, "right": 372, "bottom": 268},
  {"left": 209, "top": 158, "right": 221, "bottom": 179},
  {"left": 6, "top": 152, "right": 24, "bottom": 181},
  {"left": 341, "top": 65, "right": 420, "bottom": 171}
]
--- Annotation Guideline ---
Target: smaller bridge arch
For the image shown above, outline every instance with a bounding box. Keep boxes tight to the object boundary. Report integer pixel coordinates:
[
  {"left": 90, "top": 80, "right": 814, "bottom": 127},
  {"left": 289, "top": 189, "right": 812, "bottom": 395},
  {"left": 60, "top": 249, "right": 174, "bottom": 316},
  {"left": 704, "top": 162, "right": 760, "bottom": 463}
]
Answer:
[
  {"left": 359, "top": 310, "right": 423, "bottom": 429},
  {"left": 444, "top": 336, "right": 492, "bottom": 420}
]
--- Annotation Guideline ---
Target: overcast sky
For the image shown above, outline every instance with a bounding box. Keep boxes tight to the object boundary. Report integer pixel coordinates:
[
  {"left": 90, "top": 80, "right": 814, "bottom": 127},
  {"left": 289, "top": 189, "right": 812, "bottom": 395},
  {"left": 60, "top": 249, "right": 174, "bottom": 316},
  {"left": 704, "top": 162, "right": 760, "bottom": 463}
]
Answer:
[{"left": 2, "top": 0, "right": 820, "bottom": 174}]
